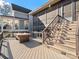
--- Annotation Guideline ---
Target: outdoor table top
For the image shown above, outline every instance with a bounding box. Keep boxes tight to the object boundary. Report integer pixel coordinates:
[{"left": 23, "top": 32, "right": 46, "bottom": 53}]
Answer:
[{"left": 16, "top": 33, "right": 31, "bottom": 35}]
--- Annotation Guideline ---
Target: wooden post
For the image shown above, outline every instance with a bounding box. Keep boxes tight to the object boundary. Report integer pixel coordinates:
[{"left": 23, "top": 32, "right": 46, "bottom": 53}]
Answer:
[
  {"left": 76, "top": 14, "right": 79, "bottom": 59},
  {"left": 72, "top": 0, "right": 76, "bottom": 21},
  {"left": 45, "top": 10, "right": 47, "bottom": 24},
  {"left": 42, "top": 32, "right": 44, "bottom": 43},
  {"left": 1, "top": 16, "right": 3, "bottom": 32},
  {"left": 29, "top": 15, "right": 33, "bottom": 39},
  {"left": 57, "top": 2, "right": 59, "bottom": 16},
  {"left": 61, "top": 1, "right": 64, "bottom": 18}
]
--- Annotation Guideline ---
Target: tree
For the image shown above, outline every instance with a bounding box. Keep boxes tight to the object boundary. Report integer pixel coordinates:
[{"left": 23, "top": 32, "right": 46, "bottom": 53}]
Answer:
[{"left": 0, "top": 0, "right": 12, "bottom": 16}]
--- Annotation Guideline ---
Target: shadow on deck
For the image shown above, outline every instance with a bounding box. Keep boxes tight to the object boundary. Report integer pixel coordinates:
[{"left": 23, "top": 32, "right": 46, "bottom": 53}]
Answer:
[{"left": 22, "top": 39, "right": 42, "bottom": 48}]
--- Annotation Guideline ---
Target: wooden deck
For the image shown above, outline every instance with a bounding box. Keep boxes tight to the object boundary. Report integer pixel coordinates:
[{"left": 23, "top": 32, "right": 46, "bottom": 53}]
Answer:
[{"left": 0, "top": 38, "right": 70, "bottom": 59}]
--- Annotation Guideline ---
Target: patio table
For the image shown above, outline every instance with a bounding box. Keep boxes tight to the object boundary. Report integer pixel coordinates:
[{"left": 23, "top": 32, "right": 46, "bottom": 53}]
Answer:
[{"left": 16, "top": 33, "right": 31, "bottom": 43}]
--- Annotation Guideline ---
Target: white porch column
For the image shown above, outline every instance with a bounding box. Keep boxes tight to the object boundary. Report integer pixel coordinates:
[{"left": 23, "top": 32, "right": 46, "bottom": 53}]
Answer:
[
  {"left": 1, "top": 24, "right": 3, "bottom": 32},
  {"left": 61, "top": 6, "right": 64, "bottom": 18},
  {"left": 13, "top": 18, "right": 15, "bottom": 31},
  {"left": 29, "top": 15, "right": 33, "bottom": 37},
  {"left": 19, "top": 20, "right": 24, "bottom": 29},
  {"left": 61, "top": 1, "right": 64, "bottom": 18},
  {"left": 71, "top": 0, "right": 76, "bottom": 21}
]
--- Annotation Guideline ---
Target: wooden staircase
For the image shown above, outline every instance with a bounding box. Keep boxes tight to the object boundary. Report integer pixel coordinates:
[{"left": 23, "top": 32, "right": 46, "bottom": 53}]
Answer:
[{"left": 42, "top": 15, "right": 78, "bottom": 59}]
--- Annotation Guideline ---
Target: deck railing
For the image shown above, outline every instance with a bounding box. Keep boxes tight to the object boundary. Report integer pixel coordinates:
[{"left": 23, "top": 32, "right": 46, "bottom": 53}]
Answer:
[
  {"left": 42, "top": 15, "right": 70, "bottom": 45},
  {"left": 0, "top": 32, "right": 3, "bottom": 54}
]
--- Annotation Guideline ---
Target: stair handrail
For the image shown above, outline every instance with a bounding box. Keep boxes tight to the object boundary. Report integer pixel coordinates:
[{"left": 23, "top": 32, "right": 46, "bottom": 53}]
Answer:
[
  {"left": 42, "top": 15, "right": 60, "bottom": 32},
  {"left": 34, "top": 15, "right": 60, "bottom": 40},
  {"left": 42, "top": 15, "right": 60, "bottom": 43},
  {"left": 58, "top": 15, "right": 70, "bottom": 22},
  {"left": 42, "top": 15, "right": 70, "bottom": 33},
  {"left": 42, "top": 15, "right": 70, "bottom": 44},
  {"left": 32, "top": 15, "right": 59, "bottom": 39}
]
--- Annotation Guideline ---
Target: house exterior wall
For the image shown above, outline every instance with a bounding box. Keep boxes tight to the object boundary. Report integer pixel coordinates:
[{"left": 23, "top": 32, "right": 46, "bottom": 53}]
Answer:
[
  {"left": 11, "top": 10, "right": 29, "bottom": 30},
  {"left": 0, "top": 16, "right": 29, "bottom": 32},
  {"left": 13, "top": 10, "right": 29, "bottom": 19},
  {"left": 11, "top": 17, "right": 29, "bottom": 30},
  {"left": 64, "top": 2, "right": 72, "bottom": 21},
  {"left": 0, "top": 1, "right": 30, "bottom": 32},
  {"left": 33, "top": 0, "right": 79, "bottom": 31},
  {"left": 38, "top": 8, "right": 58, "bottom": 26}
]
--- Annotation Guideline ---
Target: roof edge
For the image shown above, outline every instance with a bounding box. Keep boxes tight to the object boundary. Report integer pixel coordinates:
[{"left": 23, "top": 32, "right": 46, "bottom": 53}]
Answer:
[
  {"left": 29, "top": 0, "right": 60, "bottom": 15},
  {"left": 12, "top": 3, "right": 32, "bottom": 13}
]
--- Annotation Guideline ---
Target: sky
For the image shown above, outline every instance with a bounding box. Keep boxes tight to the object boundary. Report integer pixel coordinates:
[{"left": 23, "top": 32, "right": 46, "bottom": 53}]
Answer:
[{"left": 7, "top": 0, "right": 48, "bottom": 11}]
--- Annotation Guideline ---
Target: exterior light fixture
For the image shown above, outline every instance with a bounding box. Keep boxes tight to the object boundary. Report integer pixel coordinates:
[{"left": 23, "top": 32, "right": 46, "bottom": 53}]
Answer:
[{"left": 48, "top": 4, "right": 51, "bottom": 8}]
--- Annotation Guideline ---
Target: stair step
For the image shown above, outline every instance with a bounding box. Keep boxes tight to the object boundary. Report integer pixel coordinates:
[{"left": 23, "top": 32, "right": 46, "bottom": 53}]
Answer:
[
  {"left": 69, "top": 22, "right": 77, "bottom": 24},
  {"left": 47, "top": 45, "right": 77, "bottom": 59},
  {"left": 68, "top": 35, "right": 76, "bottom": 39},
  {"left": 67, "top": 37, "right": 76, "bottom": 41},
  {"left": 65, "top": 40, "right": 76, "bottom": 46},
  {"left": 67, "top": 31, "right": 76, "bottom": 35},
  {"left": 70, "top": 21, "right": 77, "bottom": 24},
  {"left": 71, "top": 21, "right": 77, "bottom": 23},
  {"left": 67, "top": 34, "right": 76, "bottom": 37},
  {"left": 67, "top": 38, "right": 76, "bottom": 41},
  {"left": 68, "top": 28, "right": 76, "bottom": 31},
  {"left": 69, "top": 24, "right": 77, "bottom": 26},
  {"left": 57, "top": 44, "right": 76, "bottom": 53},
  {"left": 68, "top": 25, "right": 77, "bottom": 28}
]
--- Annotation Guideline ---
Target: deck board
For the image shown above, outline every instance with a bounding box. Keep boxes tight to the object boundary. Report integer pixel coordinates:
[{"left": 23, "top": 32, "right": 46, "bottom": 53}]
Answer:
[
  {"left": 1, "top": 38, "right": 71, "bottom": 59},
  {"left": 7, "top": 38, "right": 70, "bottom": 59}
]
